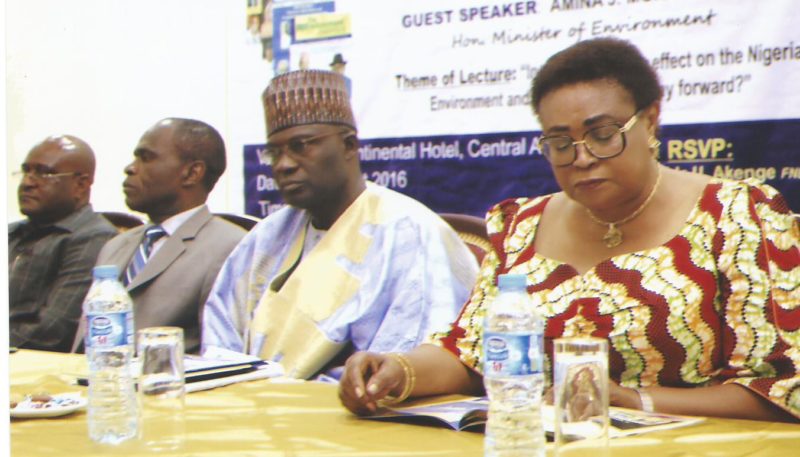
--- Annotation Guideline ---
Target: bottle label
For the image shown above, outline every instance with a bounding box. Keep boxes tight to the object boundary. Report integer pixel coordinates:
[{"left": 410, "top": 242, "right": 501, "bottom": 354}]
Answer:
[
  {"left": 483, "top": 331, "right": 543, "bottom": 377},
  {"left": 86, "top": 311, "right": 133, "bottom": 348}
]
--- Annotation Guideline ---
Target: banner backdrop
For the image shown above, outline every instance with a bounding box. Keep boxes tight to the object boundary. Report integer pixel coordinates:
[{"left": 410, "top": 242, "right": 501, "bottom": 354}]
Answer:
[{"left": 244, "top": 0, "right": 800, "bottom": 218}]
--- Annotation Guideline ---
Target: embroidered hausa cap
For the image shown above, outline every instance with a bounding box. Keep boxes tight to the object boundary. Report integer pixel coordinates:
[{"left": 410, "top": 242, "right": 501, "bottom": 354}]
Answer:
[{"left": 262, "top": 69, "right": 356, "bottom": 137}]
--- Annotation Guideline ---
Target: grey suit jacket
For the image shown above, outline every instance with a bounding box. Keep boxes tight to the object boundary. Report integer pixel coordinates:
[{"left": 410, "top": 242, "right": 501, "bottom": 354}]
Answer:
[{"left": 73, "top": 206, "right": 245, "bottom": 353}]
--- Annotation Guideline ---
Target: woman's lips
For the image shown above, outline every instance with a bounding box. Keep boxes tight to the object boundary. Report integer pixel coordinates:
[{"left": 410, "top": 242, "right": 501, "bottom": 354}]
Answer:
[{"left": 574, "top": 178, "right": 606, "bottom": 189}]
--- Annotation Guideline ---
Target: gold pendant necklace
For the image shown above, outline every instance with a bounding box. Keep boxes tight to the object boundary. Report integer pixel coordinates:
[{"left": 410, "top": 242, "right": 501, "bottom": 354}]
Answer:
[{"left": 586, "top": 166, "right": 662, "bottom": 248}]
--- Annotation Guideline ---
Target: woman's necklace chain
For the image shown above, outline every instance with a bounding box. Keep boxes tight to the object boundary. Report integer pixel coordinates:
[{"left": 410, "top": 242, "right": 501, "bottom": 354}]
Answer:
[{"left": 586, "top": 166, "right": 662, "bottom": 248}]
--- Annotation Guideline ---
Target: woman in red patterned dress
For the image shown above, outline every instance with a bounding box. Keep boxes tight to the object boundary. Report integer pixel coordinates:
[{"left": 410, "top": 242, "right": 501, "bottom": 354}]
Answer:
[{"left": 338, "top": 37, "right": 800, "bottom": 422}]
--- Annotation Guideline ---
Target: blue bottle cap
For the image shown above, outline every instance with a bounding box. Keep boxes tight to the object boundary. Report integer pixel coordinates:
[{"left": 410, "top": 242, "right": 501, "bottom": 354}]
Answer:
[
  {"left": 497, "top": 273, "right": 527, "bottom": 291},
  {"left": 92, "top": 265, "right": 120, "bottom": 279}
]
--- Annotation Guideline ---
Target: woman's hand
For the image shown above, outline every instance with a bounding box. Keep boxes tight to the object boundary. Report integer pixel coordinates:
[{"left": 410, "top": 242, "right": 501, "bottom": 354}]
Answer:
[
  {"left": 546, "top": 378, "right": 641, "bottom": 415},
  {"left": 338, "top": 351, "right": 406, "bottom": 416},
  {"left": 338, "top": 345, "right": 485, "bottom": 416},
  {"left": 609, "top": 379, "right": 642, "bottom": 410}
]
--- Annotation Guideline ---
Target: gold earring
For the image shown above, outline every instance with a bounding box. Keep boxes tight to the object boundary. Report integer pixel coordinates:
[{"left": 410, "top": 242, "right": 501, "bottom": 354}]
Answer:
[{"left": 648, "top": 135, "right": 661, "bottom": 160}]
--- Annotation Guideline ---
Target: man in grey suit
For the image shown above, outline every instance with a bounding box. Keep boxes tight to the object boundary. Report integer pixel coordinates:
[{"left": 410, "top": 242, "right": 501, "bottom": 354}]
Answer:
[{"left": 73, "top": 118, "right": 245, "bottom": 353}]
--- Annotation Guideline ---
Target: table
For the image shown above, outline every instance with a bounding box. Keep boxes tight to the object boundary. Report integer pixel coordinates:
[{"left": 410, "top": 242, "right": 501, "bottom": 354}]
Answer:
[{"left": 10, "top": 350, "right": 800, "bottom": 456}]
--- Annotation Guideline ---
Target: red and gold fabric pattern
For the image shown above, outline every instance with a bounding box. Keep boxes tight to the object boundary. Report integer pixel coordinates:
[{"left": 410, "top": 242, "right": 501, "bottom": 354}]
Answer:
[{"left": 431, "top": 179, "right": 800, "bottom": 418}]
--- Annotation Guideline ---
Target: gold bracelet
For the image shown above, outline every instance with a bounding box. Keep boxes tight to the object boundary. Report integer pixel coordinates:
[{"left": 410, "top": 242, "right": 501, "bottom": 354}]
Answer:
[
  {"left": 636, "top": 388, "right": 655, "bottom": 413},
  {"left": 380, "top": 353, "right": 416, "bottom": 406}
]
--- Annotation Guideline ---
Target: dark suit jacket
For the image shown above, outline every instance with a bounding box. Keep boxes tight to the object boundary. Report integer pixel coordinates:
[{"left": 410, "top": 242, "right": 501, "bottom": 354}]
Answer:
[
  {"left": 73, "top": 206, "right": 245, "bottom": 353},
  {"left": 9, "top": 205, "right": 117, "bottom": 352}
]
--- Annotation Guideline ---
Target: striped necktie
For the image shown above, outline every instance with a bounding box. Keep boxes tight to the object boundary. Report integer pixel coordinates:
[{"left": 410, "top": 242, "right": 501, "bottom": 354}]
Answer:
[{"left": 124, "top": 225, "right": 166, "bottom": 286}]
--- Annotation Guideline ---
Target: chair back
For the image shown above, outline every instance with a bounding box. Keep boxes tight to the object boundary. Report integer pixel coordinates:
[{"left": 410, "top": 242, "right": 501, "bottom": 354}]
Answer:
[
  {"left": 215, "top": 213, "right": 261, "bottom": 231},
  {"left": 101, "top": 211, "right": 144, "bottom": 232},
  {"left": 439, "top": 213, "right": 491, "bottom": 265}
]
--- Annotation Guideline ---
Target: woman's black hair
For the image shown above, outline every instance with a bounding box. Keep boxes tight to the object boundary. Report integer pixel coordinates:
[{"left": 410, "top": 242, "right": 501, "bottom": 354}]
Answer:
[{"left": 531, "top": 37, "right": 663, "bottom": 114}]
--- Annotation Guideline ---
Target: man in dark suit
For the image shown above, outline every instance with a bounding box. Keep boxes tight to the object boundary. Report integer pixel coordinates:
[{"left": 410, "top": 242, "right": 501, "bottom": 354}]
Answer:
[
  {"left": 72, "top": 118, "right": 245, "bottom": 353},
  {"left": 10, "top": 135, "right": 117, "bottom": 352}
]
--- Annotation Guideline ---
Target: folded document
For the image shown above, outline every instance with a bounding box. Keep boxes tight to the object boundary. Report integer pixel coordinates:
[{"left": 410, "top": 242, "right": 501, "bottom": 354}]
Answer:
[
  {"left": 183, "top": 354, "right": 283, "bottom": 392},
  {"left": 185, "top": 346, "right": 284, "bottom": 390},
  {"left": 76, "top": 349, "right": 284, "bottom": 392}
]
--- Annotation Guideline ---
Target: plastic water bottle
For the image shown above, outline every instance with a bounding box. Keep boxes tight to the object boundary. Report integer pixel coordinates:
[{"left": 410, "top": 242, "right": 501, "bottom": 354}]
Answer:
[
  {"left": 83, "top": 265, "right": 138, "bottom": 444},
  {"left": 483, "top": 273, "right": 545, "bottom": 457}
]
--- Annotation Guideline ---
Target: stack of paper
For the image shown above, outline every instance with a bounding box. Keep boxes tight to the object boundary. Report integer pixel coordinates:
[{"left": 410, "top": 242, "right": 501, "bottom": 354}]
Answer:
[
  {"left": 184, "top": 351, "right": 284, "bottom": 393},
  {"left": 74, "top": 347, "right": 285, "bottom": 392}
]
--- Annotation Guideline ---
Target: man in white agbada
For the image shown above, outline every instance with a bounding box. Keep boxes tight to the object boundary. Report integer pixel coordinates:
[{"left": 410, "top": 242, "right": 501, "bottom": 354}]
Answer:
[{"left": 202, "top": 70, "right": 478, "bottom": 379}]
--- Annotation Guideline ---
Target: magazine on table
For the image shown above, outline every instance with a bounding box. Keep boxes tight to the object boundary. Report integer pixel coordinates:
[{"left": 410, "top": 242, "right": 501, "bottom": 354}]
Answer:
[
  {"left": 367, "top": 395, "right": 705, "bottom": 438},
  {"left": 369, "top": 396, "right": 489, "bottom": 432}
]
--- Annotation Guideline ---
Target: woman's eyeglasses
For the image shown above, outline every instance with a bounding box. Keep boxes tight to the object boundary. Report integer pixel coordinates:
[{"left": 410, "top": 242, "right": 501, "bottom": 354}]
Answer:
[{"left": 538, "top": 112, "right": 640, "bottom": 167}]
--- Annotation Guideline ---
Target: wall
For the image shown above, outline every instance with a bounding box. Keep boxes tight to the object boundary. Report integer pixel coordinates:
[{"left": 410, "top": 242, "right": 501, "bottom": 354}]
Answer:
[{"left": 5, "top": 0, "right": 269, "bottom": 222}]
